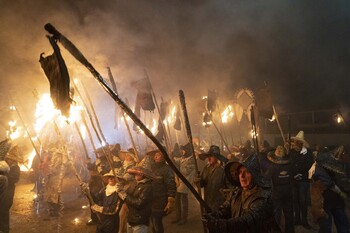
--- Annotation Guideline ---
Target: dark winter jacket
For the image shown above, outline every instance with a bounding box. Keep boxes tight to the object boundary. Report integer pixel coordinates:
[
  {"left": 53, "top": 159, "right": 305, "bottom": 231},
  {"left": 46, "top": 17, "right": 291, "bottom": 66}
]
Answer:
[
  {"left": 290, "top": 149, "right": 314, "bottom": 182},
  {"left": 264, "top": 161, "right": 294, "bottom": 200},
  {"left": 151, "top": 161, "right": 176, "bottom": 213},
  {"left": 0, "top": 175, "right": 7, "bottom": 203},
  {"left": 206, "top": 185, "right": 280, "bottom": 233},
  {"left": 5, "top": 163, "right": 20, "bottom": 209},
  {"left": 200, "top": 163, "right": 226, "bottom": 212},
  {"left": 125, "top": 178, "right": 153, "bottom": 226}
]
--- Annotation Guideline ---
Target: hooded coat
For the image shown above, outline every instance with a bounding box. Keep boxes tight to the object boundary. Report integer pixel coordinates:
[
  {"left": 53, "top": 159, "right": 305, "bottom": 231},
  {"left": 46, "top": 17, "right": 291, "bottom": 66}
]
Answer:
[{"left": 204, "top": 155, "right": 280, "bottom": 233}]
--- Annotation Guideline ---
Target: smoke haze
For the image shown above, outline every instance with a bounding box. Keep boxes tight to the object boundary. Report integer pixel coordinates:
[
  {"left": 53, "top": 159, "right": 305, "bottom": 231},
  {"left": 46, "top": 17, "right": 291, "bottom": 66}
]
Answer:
[{"left": 1, "top": 0, "right": 349, "bottom": 142}]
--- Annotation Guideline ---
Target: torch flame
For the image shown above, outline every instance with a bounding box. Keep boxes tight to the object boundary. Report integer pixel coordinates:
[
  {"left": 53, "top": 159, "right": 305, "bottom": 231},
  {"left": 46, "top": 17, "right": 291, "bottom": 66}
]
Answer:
[
  {"left": 268, "top": 114, "right": 276, "bottom": 122},
  {"left": 221, "top": 105, "right": 234, "bottom": 123},
  {"left": 151, "top": 119, "right": 157, "bottom": 134}
]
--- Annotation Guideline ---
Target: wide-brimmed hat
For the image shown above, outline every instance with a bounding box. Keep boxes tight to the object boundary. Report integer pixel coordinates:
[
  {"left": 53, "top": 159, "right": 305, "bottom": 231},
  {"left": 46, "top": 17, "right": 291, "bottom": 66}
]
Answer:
[
  {"left": 146, "top": 149, "right": 161, "bottom": 157},
  {"left": 180, "top": 143, "right": 192, "bottom": 157},
  {"left": 225, "top": 154, "right": 271, "bottom": 188},
  {"left": 103, "top": 170, "right": 115, "bottom": 178},
  {"left": 102, "top": 170, "right": 126, "bottom": 182},
  {"left": 291, "top": 131, "right": 309, "bottom": 148},
  {"left": 316, "top": 150, "right": 346, "bottom": 175},
  {"left": 102, "top": 170, "right": 117, "bottom": 182},
  {"left": 267, "top": 145, "right": 291, "bottom": 164},
  {"left": 199, "top": 145, "right": 228, "bottom": 163},
  {"left": 117, "top": 150, "right": 134, "bottom": 161},
  {"left": 126, "top": 166, "right": 159, "bottom": 180}
]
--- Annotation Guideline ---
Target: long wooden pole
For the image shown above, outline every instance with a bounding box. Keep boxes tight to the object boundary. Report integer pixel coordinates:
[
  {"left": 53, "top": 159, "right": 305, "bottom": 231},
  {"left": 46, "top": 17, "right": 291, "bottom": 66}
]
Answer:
[
  {"left": 80, "top": 111, "right": 97, "bottom": 152},
  {"left": 12, "top": 105, "right": 42, "bottom": 162},
  {"left": 74, "top": 122, "right": 90, "bottom": 159},
  {"left": 179, "top": 90, "right": 208, "bottom": 233},
  {"left": 144, "top": 70, "right": 171, "bottom": 152},
  {"left": 273, "top": 105, "right": 286, "bottom": 144},
  {"left": 44, "top": 23, "right": 210, "bottom": 212},
  {"left": 210, "top": 118, "right": 232, "bottom": 155},
  {"left": 52, "top": 121, "right": 100, "bottom": 222},
  {"left": 79, "top": 80, "right": 107, "bottom": 144},
  {"left": 107, "top": 67, "right": 139, "bottom": 162},
  {"left": 73, "top": 81, "right": 104, "bottom": 145}
]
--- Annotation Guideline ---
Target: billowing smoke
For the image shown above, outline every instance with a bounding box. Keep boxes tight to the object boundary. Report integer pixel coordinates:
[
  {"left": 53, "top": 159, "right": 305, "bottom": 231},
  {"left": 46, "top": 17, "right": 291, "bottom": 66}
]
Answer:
[{"left": 0, "top": 0, "right": 349, "bottom": 146}]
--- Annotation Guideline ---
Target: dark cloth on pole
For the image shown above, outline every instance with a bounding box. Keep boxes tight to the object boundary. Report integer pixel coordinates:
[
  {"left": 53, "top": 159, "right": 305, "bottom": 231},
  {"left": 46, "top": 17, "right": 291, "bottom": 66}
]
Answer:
[
  {"left": 255, "top": 87, "right": 273, "bottom": 118},
  {"left": 132, "top": 78, "right": 155, "bottom": 114},
  {"left": 207, "top": 90, "right": 218, "bottom": 112},
  {"left": 173, "top": 107, "right": 181, "bottom": 131},
  {"left": 39, "top": 37, "right": 72, "bottom": 117}
]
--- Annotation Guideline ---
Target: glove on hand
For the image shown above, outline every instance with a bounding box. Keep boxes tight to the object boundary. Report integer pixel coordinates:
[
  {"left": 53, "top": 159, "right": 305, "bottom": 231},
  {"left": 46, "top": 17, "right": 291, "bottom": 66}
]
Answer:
[
  {"left": 91, "top": 204, "right": 103, "bottom": 213},
  {"left": 202, "top": 214, "right": 227, "bottom": 233},
  {"left": 164, "top": 196, "right": 175, "bottom": 215}
]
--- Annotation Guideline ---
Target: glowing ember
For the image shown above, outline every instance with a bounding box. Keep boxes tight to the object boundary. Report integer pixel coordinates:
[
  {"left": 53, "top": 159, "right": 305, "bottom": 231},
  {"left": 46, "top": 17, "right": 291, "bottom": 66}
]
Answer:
[
  {"left": 250, "top": 129, "right": 258, "bottom": 138},
  {"left": 74, "top": 218, "right": 80, "bottom": 224}
]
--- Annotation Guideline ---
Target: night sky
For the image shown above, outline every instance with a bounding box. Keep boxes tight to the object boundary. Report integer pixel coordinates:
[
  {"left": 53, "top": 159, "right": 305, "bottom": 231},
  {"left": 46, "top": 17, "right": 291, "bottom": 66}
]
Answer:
[{"left": 1, "top": 0, "right": 350, "bottom": 138}]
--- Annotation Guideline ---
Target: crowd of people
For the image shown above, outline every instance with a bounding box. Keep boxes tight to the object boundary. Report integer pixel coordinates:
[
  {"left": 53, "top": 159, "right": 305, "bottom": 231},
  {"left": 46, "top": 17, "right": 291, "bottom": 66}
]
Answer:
[
  {"left": 0, "top": 140, "right": 21, "bottom": 233},
  {"left": 1, "top": 129, "right": 350, "bottom": 233}
]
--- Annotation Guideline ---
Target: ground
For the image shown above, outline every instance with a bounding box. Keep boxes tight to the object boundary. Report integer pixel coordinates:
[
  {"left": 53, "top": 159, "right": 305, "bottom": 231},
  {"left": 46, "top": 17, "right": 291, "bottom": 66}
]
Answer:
[{"left": 8, "top": 172, "right": 350, "bottom": 233}]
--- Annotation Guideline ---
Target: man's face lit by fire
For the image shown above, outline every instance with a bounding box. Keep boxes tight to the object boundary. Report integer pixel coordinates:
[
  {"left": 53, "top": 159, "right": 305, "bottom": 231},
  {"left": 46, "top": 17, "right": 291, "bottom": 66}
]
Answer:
[
  {"left": 154, "top": 152, "right": 164, "bottom": 163},
  {"left": 107, "top": 176, "right": 116, "bottom": 186},
  {"left": 239, "top": 166, "right": 252, "bottom": 190},
  {"left": 208, "top": 155, "right": 218, "bottom": 165},
  {"left": 291, "top": 139, "right": 303, "bottom": 152}
]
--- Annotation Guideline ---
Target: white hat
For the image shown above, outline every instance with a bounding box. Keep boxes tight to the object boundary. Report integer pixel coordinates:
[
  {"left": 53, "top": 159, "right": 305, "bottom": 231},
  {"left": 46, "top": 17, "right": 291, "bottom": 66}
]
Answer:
[{"left": 291, "top": 131, "right": 309, "bottom": 147}]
